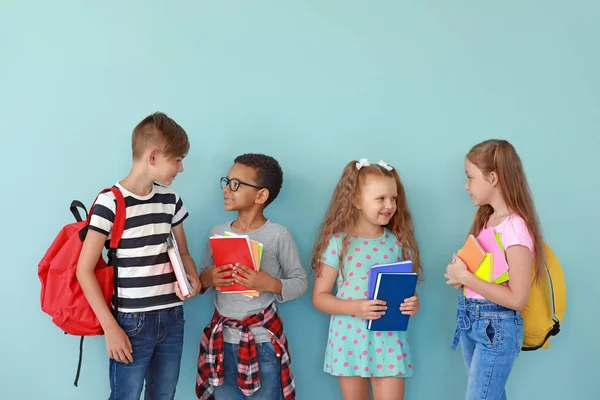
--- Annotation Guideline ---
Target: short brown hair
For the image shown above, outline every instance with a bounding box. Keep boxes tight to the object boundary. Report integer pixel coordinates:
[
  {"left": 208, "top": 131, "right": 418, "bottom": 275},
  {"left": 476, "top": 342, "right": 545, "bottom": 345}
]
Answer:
[{"left": 132, "top": 112, "right": 190, "bottom": 160}]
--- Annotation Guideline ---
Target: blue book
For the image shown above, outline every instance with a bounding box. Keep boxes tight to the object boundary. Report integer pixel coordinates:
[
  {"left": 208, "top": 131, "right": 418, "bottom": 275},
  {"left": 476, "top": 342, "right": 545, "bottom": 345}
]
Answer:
[
  {"left": 367, "top": 272, "right": 418, "bottom": 331},
  {"left": 367, "top": 261, "right": 413, "bottom": 300}
]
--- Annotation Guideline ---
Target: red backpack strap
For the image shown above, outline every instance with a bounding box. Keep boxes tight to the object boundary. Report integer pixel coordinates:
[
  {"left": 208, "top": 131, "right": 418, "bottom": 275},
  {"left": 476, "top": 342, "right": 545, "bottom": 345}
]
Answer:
[
  {"left": 85, "top": 187, "right": 126, "bottom": 246},
  {"left": 107, "top": 187, "right": 126, "bottom": 248},
  {"left": 105, "top": 187, "right": 126, "bottom": 319},
  {"left": 85, "top": 186, "right": 127, "bottom": 318}
]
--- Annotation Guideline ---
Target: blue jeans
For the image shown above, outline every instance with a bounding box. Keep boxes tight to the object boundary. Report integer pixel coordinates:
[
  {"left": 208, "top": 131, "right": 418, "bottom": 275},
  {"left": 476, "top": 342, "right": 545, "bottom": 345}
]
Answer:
[
  {"left": 452, "top": 293, "right": 524, "bottom": 400},
  {"left": 109, "top": 306, "right": 185, "bottom": 400},
  {"left": 213, "top": 342, "right": 283, "bottom": 400}
]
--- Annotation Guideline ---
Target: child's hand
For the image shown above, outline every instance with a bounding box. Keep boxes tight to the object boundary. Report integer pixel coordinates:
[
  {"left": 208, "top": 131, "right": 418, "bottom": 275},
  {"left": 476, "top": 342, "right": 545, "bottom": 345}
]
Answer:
[
  {"left": 205, "top": 264, "right": 235, "bottom": 287},
  {"left": 353, "top": 299, "right": 387, "bottom": 320},
  {"left": 105, "top": 325, "right": 133, "bottom": 364},
  {"left": 189, "top": 273, "right": 201, "bottom": 295},
  {"left": 232, "top": 264, "right": 278, "bottom": 293},
  {"left": 400, "top": 295, "right": 420, "bottom": 316},
  {"left": 445, "top": 254, "right": 469, "bottom": 286},
  {"left": 175, "top": 273, "right": 201, "bottom": 300}
]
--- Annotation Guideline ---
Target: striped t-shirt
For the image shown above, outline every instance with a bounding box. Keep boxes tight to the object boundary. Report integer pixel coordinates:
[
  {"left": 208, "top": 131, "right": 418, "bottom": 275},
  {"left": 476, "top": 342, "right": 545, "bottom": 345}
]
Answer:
[{"left": 88, "top": 182, "right": 189, "bottom": 312}]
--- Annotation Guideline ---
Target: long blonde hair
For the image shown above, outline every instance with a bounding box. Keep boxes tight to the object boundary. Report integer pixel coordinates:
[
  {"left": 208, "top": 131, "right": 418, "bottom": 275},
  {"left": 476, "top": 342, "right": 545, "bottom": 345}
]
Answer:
[
  {"left": 467, "top": 139, "right": 545, "bottom": 281},
  {"left": 310, "top": 160, "right": 422, "bottom": 280}
]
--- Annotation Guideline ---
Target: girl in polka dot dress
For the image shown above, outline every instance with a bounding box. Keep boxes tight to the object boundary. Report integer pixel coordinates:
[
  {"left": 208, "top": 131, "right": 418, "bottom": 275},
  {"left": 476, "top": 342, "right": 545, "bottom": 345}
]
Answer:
[{"left": 311, "top": 159, "right": 423, "bottom": 400}]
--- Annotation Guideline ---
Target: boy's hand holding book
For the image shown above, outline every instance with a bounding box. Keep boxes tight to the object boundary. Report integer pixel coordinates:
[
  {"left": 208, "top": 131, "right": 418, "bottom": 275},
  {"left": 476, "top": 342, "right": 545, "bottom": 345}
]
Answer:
[
  {"left": 175, "top": 273, "right": 202, "bottom": 300},
  {"left": 232, "top": 264, "right": 281, "bottom": 294},
  {"left": 201, "top": 264, "right": 235, "bottom": 288}
]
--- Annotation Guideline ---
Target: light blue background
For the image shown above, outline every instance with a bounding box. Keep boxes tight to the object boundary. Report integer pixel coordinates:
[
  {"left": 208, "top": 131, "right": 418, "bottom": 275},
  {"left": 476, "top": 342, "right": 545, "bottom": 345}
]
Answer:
[{"left": 1, "top": 1, "right": 598, "bottom": 399}]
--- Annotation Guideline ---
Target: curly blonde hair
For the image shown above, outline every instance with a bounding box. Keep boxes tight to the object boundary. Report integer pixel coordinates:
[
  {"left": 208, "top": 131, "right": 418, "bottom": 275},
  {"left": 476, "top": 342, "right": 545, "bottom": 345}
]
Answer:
[{"left": 310, "top": 160, "right": 422, "bottom": 280}]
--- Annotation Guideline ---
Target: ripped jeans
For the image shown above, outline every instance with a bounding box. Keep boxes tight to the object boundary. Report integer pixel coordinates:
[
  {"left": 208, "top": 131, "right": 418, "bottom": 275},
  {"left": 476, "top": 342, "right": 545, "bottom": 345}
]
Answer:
[{"left": 451, "top": 292, "right": 524, "bottom": 400}]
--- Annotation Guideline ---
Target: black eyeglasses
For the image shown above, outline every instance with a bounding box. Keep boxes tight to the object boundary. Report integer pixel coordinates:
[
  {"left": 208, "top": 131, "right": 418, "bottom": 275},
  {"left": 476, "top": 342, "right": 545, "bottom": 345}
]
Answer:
[{"left": 220, "top": 177, "right": 264, "bottom": 192}]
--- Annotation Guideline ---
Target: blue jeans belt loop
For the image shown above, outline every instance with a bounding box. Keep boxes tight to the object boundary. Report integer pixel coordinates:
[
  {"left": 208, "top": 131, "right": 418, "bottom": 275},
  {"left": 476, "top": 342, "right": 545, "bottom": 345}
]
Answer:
[{"left": 452, "top": 297, "right": 472, "bottom": 350}]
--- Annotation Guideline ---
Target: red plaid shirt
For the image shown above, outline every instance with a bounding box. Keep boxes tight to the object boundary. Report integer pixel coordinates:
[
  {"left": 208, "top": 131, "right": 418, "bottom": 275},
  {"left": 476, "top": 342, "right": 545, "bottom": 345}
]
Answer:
[{"left": 196, "top": 303, "right": 295, "bottom": 400}]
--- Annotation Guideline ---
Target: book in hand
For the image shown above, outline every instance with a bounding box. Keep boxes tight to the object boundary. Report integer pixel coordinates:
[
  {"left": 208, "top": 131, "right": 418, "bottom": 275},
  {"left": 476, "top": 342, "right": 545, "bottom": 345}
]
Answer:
[
  {"left": 224, "top": 231, "right": 263, "bottom": 272},
  {"left": 367, "top": 261, "right": 413, "bottom": 300},
  {"left": 464, "top": 253, "right": 493, "bottom": 298},
  {"left": 477, "top": 228, "right": 510, "bottom": 283},
  {"left": 209, "top": 234, "right": 262, "bottom": 296},
  {"left": 461, "top": 230, "right": 510, "bottom": 298},
  {"left": 367, "top": 272, "right": 418, "bottom": 331},
  {"left": 491, "top": 232, "right": 509, "bottom": 284},
  {"left": 457, "top": 235, "right": 486, "bottom": 274},
  {"left": 166, "top": 231, "right": 193, "bottom": 296},
  {"left": 220, "top": 231, "right": 263, "bottom": 297}
]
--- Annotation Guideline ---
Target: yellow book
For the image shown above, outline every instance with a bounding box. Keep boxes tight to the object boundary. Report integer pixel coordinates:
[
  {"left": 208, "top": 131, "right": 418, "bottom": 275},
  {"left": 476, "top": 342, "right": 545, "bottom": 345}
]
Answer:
[
  {"left": 494, "top": 233, "right": 510, "bottom": 284},
  {"left": 243, "top": 240, "right": 263, "bottom": 297},
  {"left": 458, "top": 232, "right": 509, "bottom": 285},
  {"left": 475, "top": 253, "right": 494, "bottom": 282}
]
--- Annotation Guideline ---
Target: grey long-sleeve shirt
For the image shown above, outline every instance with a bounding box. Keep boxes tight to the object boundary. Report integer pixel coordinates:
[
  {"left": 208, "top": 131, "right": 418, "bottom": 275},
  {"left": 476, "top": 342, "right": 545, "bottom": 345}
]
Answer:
[{"left": 201, "top": 220, "right": 308, "bottom": 343}]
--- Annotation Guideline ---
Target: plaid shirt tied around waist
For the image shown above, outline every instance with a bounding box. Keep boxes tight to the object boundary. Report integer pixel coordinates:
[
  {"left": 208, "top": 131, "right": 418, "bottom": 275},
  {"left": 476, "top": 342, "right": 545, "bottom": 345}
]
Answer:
[{"left": 196, "top": 302, "right": 295, "bottom": 400}]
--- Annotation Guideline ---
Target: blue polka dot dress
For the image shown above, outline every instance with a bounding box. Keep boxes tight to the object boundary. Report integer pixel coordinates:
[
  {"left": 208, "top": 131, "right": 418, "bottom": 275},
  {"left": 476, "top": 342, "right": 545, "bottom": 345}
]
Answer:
[{"left": 321, "top": 229, "right": 414, "bottom": 378}]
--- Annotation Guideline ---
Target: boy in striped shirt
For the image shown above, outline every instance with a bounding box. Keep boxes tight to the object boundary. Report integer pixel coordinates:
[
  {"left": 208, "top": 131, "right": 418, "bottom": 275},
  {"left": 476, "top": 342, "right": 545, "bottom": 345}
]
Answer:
[{"left": 77, "top": 112, "right": 201, "bottom": 400}]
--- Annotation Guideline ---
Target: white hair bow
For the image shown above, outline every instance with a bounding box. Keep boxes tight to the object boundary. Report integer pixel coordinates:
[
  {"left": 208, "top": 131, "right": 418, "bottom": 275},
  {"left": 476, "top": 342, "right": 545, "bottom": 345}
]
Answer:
[
  {"left": 356, "top": 158, "right": 393, "bottom": 171},
  {"left": 377, "top": 160, "right": 393, "bottom": 171},
  {"left": 355, "top": 158, "right": 370, "bottom": 170}
]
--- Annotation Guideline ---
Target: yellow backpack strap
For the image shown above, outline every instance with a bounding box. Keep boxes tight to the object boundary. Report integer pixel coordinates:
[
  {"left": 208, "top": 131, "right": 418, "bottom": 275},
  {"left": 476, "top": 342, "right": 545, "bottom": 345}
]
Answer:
[{"left": 545, "top": 243, "right": 566, "bottom": 324}]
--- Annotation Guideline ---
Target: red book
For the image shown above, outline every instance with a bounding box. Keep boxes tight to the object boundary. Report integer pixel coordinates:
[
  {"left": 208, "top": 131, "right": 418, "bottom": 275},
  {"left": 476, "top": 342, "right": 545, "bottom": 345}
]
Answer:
[{"left": 209, "top": 236, "right": 256, "bottom": 293}]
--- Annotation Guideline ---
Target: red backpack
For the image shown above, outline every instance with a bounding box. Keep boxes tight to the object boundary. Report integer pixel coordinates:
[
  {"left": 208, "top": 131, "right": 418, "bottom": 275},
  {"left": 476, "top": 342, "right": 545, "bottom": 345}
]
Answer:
[{"left": 38, "top": 187, "right": 126, "bottom": 386}]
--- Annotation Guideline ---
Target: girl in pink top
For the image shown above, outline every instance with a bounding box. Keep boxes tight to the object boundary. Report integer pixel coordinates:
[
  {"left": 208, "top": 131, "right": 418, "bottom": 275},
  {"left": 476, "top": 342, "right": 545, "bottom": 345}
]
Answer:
[
  {"left": 444, "top": 139, "right": 545, "bottom": 400},
  {"left": 467, "top": 213, "right": 534, "bottom": 300}
]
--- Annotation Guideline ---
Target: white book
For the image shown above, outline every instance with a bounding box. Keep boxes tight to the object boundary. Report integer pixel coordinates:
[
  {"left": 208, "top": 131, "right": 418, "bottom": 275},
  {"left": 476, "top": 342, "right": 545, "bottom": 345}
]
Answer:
[{"left": 167, "top": 231, "right": 193, "bottom": 296}]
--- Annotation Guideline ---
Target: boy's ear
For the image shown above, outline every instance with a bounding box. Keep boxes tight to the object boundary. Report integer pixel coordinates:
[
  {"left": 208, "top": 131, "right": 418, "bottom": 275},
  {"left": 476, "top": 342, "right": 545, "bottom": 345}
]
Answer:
[
  {"left": 255, "top": 188, "right": 270, "bottom": 205},
  {"left": 148, "top": 148, "right": 159, "bottom": 165}
]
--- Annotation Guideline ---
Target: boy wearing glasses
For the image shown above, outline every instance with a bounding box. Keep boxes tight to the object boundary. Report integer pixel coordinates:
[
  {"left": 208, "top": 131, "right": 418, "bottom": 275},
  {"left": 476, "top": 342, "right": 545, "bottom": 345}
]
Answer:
[{"left": 196, "top": 153, "right": 307, "bottom": 400}]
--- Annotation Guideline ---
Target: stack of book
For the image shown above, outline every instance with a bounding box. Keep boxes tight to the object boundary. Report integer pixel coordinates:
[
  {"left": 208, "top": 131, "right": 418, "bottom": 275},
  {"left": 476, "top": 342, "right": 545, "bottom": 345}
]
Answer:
[
  {"left": 457, "top": 228, "right": 509, "bottom": 298},
  {"left": 366, "top": 260, "right": 417, "bottom": 331},
  {"left": 166, "top": 231, "right": 194, "bottom": 296},
  {"left": 209, "top": 231, "right": 263, "bottom": 297}
]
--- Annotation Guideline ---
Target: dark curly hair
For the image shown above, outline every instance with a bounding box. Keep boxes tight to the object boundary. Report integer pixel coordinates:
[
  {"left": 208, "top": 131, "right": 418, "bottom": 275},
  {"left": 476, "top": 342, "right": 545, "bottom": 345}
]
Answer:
[{"left": 234, "top": 153, "right": 283, "bottom": 207}]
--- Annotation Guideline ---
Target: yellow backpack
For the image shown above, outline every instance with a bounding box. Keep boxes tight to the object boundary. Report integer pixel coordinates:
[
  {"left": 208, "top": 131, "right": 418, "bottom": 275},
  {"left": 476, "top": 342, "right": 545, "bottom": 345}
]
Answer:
[{"left": 521, "top": 243, "right": 566, "bottom": 351}]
